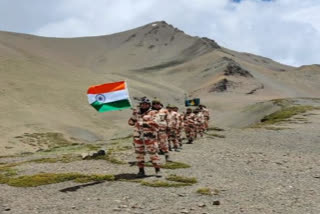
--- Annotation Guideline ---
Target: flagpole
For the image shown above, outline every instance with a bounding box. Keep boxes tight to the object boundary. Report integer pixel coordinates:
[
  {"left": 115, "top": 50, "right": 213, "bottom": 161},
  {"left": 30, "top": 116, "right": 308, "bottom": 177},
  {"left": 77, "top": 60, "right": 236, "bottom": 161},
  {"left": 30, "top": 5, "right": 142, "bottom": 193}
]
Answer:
[{"left": 125, "top": 80, "right": 134, "bottom": 109}]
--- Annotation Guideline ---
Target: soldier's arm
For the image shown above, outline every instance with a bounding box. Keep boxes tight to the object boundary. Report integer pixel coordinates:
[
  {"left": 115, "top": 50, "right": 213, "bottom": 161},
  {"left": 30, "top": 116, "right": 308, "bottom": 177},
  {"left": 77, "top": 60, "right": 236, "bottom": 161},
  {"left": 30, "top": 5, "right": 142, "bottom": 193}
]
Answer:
[{"left": 128, "top": 110, "right": 138, "bottom": 126}]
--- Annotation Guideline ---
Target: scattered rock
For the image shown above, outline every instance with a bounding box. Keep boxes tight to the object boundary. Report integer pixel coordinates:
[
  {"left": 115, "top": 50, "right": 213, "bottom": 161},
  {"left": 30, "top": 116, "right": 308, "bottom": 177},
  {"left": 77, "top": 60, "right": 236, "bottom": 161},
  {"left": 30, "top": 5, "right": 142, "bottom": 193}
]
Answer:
[
  {"left": 209, "top": 78, "right": 233, "bottom": 92},
  {"left": 180, "top": 209, "right": 189, "bottom": 213},
  {"left": 131, "top": 204, "right": 142, "bottom": 209},
  {"left": 4, "top": 208, "right": 11, "bottom": 211},
  {"left": 224, "top": 61, "right": 253, "bottom": 77},
  {"left": 82, "top": 150, "right": 106, "bottom": 160},
  {"left": 197, "top": 202, "right": 206, "bottom": 207},
  {"left": 201, "top": 37, "right": 220, "bottom": 49},
  {"left": 212, "top": 200, "right": 221, "bottom": 206}
]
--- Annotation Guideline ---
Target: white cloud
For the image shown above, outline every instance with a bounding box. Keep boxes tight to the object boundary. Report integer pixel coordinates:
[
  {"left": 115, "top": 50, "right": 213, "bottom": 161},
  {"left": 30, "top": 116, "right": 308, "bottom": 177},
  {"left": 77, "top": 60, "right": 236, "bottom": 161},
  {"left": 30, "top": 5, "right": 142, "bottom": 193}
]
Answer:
[{"left": 2, "top": 0, "right": 320, "bottom": 66}]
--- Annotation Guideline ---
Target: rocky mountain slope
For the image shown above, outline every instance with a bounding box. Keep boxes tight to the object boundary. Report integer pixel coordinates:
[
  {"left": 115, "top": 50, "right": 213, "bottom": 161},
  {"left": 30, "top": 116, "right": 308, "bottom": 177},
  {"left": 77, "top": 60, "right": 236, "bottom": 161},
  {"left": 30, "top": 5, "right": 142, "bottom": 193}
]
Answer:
[{"left": 0, "top": 21, "right": 319, "bottom": 155}]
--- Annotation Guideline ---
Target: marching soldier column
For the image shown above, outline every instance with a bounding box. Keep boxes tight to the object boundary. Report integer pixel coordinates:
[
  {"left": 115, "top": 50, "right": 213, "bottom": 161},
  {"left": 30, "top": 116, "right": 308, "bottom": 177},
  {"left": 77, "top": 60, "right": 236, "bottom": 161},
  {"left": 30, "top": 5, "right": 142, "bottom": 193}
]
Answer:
[{"left": 129, "top": 97, "right": 210, "bottom": 177}]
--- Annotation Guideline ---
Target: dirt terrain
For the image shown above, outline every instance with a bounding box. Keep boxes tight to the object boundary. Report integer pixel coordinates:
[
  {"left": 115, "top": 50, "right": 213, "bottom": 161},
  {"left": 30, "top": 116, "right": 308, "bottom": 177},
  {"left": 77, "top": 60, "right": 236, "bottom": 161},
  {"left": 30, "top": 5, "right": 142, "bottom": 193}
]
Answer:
[{"left": 1, "top": 100, "right": 320, "bottom": 214}]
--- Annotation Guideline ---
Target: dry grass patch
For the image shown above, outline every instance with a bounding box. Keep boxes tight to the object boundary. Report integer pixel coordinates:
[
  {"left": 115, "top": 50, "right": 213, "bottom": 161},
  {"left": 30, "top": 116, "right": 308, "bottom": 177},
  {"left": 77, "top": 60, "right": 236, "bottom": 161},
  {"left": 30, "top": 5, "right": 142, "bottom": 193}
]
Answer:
[
  {"left": 30, "top": 155, "right": 82, "bottom": 164},
  {"left": 161, "top": 161, "right": 191, "bottom": 169},
  {"left": 144, "top": 161, "right": 191, "bottom": 169},
  {"left": 259, "top": 106, "right": 316, "bottom": 125},
  {"left": 205, "top": 133, "right": 226, "bottom": 138},
  {"left": 166, "top": 174, "right": 197, "bottom": 184},
  {"left": 141, "top": 180, "right": 191, "bottom": 187},
  {"left": 196, "top": 187, "right": 220, "bottom": 195},
  {"left": 264, "top": 127, "right": 289, "bottom": 131},
  {"left": 1, "top": 173, "right": 115, "bottom": 187},
  {"left": 140, "top": 174, "right": 197, "bottom": 188},
  {"left": 196, "top": 187, "right": 212, "bottom": 195}
]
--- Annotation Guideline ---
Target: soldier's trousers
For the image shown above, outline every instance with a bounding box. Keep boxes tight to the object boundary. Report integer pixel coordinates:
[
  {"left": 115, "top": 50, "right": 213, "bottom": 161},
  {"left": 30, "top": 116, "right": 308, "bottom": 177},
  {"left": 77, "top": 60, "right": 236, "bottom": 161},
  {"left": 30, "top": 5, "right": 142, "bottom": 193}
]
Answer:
[
  {"left": 204, "top": 117, "right": 209, "bottom": 130},
  {"left": 184, "top": 125, "right": 195, "bottom": 141},
  {"left": 176, "top": 128, "right": 183, "bottom": 145},
  {"left": 158, "top": 130, "right": 169, "bottom": 154},
  {"left": 198, "top": 125, "right": 205, "bottom": 137},
  {"left": 134, "top": 133, "right": 160, "bottom": 168},
  {"left": 168, "top": 129, "right": 179, "bottom": 149}
]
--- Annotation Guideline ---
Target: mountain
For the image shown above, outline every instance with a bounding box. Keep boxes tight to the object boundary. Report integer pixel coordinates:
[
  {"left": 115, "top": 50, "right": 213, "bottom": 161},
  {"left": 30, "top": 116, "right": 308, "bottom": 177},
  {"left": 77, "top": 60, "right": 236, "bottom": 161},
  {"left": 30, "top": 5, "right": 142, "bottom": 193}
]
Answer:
[{"left": 1, "top": 21, "right": 319, "bottom": 155}]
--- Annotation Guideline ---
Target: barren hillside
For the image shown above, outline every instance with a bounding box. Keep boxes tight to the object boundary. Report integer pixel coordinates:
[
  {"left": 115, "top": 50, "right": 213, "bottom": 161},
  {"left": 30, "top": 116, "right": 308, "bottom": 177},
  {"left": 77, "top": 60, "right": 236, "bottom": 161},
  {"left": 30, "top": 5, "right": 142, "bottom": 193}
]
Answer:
[{"left": 0, "top": 21, "right": 320, "bottom": 155}]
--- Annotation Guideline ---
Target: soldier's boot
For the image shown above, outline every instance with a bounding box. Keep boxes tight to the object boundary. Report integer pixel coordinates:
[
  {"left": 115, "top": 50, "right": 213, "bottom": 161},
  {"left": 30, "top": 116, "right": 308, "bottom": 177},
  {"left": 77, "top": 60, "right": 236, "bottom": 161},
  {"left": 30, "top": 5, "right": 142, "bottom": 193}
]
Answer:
[
  {"left": 165, "top": 154, "right": 173, "bottom": 162},
  {"left": 158, "top": 149, "right": 165, "bottom": 155},
  {"left": 137, "top": 168, "right": 146, "bottom": 178},
  {"left": 168, "top": 144, "right": 172, "bottom": 151},
  {"left": 173, "top": 146, "right": 180, "bottom": 152},
  {"left": 155, "top": 168, "right": 162, "bottom": 178},
  {"left": 186, "top": 139, "right": 193, "bottom": 144},
  {"left": 179, "top": 141, "right": 183, "bottom": 149}
]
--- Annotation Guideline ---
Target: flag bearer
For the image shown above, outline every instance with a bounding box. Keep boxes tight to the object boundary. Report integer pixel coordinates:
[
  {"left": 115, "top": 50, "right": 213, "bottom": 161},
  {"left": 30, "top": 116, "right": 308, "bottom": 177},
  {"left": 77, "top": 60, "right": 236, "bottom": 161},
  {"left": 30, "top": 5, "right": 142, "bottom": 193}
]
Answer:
[{"left": 128, "top": 97, "right": 161, "bottom": 177}]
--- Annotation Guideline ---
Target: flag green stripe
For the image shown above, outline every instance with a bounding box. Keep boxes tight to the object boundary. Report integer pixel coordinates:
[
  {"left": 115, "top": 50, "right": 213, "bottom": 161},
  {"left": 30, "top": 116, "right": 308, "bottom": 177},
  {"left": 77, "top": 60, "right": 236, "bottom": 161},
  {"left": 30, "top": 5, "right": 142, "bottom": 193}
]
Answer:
[{"left": 91, "top": 99, "right": 131, "bottom": 112}]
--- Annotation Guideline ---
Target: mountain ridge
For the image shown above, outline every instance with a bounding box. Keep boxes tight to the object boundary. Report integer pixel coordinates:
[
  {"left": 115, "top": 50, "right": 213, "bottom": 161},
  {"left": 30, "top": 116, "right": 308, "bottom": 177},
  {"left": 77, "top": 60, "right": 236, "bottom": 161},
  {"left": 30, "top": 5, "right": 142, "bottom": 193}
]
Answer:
[{"left": 1, "top": 21, "right": 320, "bottom": 155}]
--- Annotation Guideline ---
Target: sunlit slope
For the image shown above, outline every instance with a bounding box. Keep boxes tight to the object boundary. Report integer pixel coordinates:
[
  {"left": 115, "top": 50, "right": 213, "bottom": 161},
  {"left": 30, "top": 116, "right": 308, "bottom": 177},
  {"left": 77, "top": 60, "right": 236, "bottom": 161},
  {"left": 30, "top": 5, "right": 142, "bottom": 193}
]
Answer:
[{"left": 1, "top": 21, "right": 319, "bottom": 154}]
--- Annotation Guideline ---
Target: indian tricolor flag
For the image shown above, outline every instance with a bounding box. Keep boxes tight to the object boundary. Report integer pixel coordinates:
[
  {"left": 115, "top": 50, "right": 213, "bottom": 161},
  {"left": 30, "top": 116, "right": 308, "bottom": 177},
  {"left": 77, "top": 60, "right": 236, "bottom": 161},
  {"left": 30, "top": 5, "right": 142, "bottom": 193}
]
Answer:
[{"left": 87, "top": 81, "right": 132, "bottom": 112}]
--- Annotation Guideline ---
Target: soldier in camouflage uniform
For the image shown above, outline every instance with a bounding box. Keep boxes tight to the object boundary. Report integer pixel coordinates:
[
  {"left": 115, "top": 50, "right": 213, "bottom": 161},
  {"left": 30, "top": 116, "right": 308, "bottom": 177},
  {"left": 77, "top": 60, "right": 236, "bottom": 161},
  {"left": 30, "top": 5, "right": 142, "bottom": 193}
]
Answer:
[
  {"left": 172, "top": 106, "right": 184, "bottom": 148},
  {"left": 194, "top": 107, "right": 205, "bottom": 137},
  {"left": 192, "top": 108, "right": 199, "bottom": 139},
  {"left": 199, "top": 105, "right": 210, "bottom": 131},
  {"left": 184, "top": 108, "right": 196, "bottom": 144},
  {"left": 151, "top": 98, "right": 172, "bottom": 162},
  {"left": 167, "top": 104, "right": 180, "bottom": 152},
  {"left": 128, "top": 97, "right": 161, "bottom": 177}
]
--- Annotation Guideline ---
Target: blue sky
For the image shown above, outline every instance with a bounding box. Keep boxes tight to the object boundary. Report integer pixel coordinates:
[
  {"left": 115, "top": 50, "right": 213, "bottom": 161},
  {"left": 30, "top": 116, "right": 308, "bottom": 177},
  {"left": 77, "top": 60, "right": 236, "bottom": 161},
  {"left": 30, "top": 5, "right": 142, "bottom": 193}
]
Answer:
[
  {"left": 232, "top": 0, "right": 272, "bottom": 2},
  {"left": 0, "top": 0, "right": 319, "bottom": 66}
]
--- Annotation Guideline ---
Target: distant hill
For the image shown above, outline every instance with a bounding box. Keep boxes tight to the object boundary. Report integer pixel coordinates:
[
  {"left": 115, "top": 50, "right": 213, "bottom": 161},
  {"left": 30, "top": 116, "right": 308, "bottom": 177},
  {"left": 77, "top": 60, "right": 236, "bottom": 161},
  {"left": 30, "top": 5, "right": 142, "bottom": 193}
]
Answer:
[{"left": 1, "top": 21, "right": 320, "bottom": 155}]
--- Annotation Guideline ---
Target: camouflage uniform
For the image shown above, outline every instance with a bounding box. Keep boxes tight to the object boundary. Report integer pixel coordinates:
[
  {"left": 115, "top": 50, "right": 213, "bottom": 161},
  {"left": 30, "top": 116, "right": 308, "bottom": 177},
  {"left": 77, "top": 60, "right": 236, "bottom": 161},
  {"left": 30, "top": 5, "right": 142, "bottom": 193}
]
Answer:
[
  {"left": 200, "top": 105, "right": 210, "bottom": 131},
  {"left": 193, "top": 109, "right": 200, "bottom": 139},
  {"left": 152, "top": 99, "right": 171, "bottom": 162},
  {"left": 195, "top": 109, "right": 205, "bottom": 137},
  {"left": 128, "top": 98, "right": 161, "bottom": 176},
  {"left": 184, "top": 108, "right": 196, "bottom": 144},
  {"left": 167, "top": 105, "right": 180, "bottom": 151},
  {"left": 173, "top": 106, "right": 184, "bottom": 147}
]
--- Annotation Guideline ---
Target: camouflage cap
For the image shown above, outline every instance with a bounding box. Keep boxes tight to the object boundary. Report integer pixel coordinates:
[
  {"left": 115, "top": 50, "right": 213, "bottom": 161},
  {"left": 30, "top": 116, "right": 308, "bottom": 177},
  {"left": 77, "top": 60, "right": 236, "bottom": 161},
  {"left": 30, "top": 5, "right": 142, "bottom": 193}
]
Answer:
[{"left": 152, "top": 97, "right": 162, "bottom": 104}]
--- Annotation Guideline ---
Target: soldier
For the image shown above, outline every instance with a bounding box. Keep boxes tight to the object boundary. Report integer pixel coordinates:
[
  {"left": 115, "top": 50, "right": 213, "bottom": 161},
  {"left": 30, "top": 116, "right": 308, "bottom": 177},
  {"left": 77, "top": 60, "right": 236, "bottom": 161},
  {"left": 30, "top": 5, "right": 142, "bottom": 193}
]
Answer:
[
  {"left": 184, "top": 108, "right": 196, "bottom": 144},
  {"left": 172, "top": 106, "right": 184, "bottom": 148},
  {"left": 128, "top": 97, "right": 161, "bottom": 177},
  {"left": 199, "top": 105, "right": 210, "bottom": 131},
  {"left": 194, "top": 107, "right": 205, "bottom": 137},
  {"left": 167, "top": 104, "right": 180, "bottom": 152},
  {"left": 193, "top": 108, "right": 200, "bottom": 139},
  {"left": 151, "top": 98, "right": 172, "bottom": 162}
]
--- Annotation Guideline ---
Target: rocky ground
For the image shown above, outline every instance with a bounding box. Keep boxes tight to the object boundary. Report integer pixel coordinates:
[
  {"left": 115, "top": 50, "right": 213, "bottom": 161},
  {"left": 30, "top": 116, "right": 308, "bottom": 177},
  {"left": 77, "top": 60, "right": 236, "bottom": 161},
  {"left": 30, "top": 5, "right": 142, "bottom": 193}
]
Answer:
[{"left": 0, "top": 110, "right": 320, "bottom": 214}]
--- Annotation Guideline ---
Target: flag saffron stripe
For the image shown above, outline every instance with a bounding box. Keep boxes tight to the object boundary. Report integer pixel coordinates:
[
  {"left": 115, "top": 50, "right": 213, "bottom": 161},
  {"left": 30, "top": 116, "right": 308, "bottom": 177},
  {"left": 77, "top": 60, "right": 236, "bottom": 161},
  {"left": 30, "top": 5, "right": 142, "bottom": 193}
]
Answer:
[{"left": 87, "top": 81, "right": 125, "bottom": 94}]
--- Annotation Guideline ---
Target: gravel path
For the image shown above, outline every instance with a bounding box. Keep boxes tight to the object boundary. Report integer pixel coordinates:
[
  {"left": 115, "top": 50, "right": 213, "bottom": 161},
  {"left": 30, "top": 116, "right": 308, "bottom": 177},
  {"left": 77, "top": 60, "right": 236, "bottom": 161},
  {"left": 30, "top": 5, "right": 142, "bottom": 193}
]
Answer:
[{"left": 1, "top": 111, "right": 320, "bottom": 214}]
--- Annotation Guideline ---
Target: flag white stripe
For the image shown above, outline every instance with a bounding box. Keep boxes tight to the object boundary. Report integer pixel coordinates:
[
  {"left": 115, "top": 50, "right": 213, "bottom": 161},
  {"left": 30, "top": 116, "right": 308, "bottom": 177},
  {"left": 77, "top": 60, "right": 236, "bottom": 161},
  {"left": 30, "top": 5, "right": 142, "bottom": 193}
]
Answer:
[{"left": 87, "top": 89, "right": 129, "bottom": 104}]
